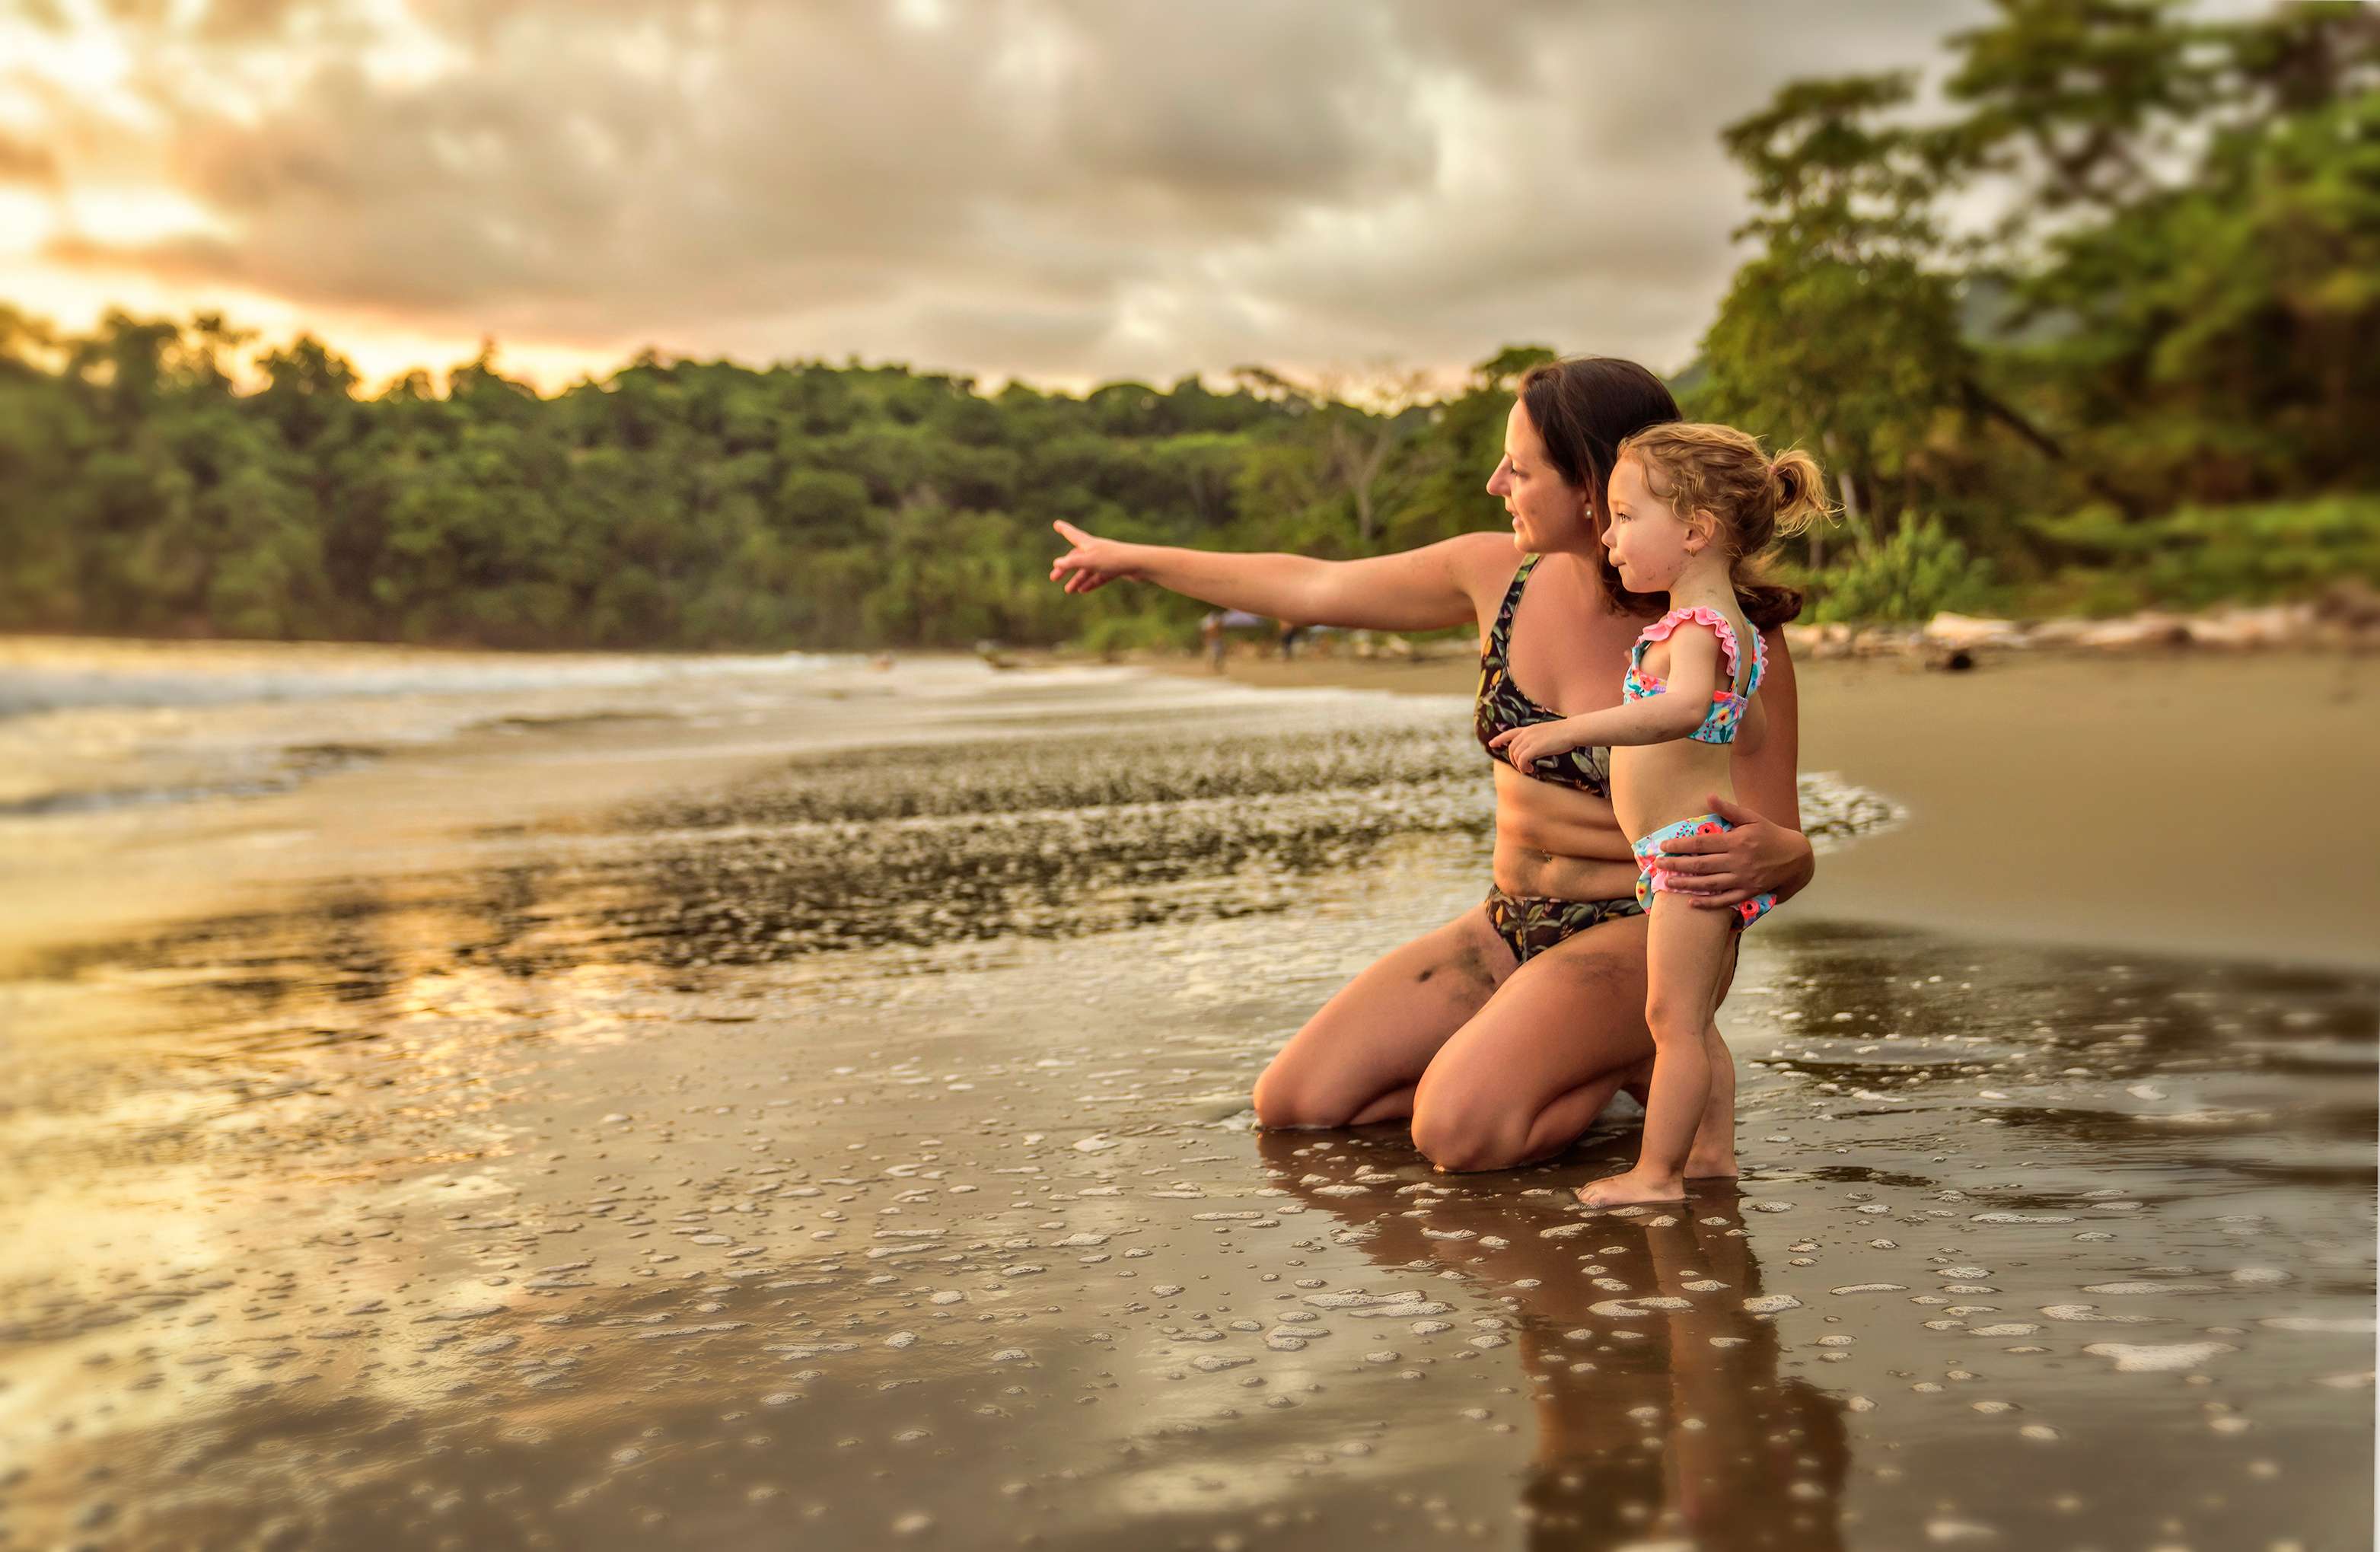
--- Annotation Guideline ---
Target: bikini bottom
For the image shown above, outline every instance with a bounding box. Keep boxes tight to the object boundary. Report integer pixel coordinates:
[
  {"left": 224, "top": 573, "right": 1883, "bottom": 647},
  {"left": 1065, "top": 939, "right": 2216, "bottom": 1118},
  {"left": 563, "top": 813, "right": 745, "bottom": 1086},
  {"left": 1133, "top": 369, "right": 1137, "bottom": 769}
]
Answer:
[
  {"left": 1633, "top": 813, "right": 1776, "bottom": 930},
  {"left": 1481, "top": 886, "right": 1643, "bottom": 967}
]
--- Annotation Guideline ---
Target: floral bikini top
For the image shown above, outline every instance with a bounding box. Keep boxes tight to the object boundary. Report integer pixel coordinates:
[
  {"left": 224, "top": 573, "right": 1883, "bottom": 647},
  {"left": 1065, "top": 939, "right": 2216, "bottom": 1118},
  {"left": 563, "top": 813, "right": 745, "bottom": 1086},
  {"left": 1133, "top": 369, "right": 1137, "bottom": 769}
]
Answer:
[
  {"left": 1474, "top": 556, "right": 1611, "bottom": 794},
  {"left": 1623, "top": 606, "right": 1765, "bottom": 745}
]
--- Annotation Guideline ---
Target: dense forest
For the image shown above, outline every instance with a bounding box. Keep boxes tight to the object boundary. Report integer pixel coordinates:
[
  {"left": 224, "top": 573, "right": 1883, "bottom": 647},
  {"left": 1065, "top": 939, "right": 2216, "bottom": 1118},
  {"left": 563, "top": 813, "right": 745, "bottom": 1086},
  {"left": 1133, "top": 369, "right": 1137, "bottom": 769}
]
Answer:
[{"left": 2, "top": 0, "right": 2373, "bottom": 652}]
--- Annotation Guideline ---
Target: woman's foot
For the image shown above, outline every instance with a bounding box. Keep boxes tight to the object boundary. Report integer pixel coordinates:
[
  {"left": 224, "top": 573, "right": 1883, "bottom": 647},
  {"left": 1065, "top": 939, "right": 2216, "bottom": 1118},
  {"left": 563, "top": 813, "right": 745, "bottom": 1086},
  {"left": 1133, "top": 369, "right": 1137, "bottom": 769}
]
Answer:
[{"left": 1574, "top": 1168, "right": 1687, "bottom": 1209}]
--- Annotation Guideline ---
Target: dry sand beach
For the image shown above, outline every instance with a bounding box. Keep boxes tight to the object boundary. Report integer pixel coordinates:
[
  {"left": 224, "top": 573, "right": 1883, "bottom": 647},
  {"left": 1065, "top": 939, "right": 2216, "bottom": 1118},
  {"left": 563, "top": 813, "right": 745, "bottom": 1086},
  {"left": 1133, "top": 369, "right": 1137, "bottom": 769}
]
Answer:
[{"left": 0, "top": 639, "right": 2372, "bottom": 1551}]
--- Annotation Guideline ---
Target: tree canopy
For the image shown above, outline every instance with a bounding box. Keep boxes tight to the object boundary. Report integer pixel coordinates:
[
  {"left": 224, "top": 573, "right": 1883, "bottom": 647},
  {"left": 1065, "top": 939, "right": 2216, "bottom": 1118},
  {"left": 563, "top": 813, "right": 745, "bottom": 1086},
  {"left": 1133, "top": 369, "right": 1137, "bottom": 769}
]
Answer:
[
  {"left": 1690, "top": 0, "right": 2380, "bottom": 617},
  {"left": 2, "top": 1, "right": 2371, "bottom": 648}
]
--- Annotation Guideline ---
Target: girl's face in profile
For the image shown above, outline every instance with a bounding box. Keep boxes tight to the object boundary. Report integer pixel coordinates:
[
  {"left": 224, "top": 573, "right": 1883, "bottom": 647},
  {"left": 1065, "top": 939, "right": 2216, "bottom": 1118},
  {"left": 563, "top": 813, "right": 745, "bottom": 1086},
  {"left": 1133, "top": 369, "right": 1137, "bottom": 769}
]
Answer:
[
  {"left": 1485, "top": 400, "right": 1589, "bottom": 553},
  {"left": 1602, "top": 454, "right": 1696, "bottom": 592}
]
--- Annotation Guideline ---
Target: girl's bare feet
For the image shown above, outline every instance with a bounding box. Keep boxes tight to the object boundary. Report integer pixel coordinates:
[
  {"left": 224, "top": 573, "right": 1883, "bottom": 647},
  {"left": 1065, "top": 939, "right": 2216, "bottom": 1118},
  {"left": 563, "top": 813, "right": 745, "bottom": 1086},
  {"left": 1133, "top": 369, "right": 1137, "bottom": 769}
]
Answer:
[
  {"left": 1574, "top": 1168, "right": 1688, "bottom": 1209},
  {"left": 1688, "top": 1028, "right": 1741, "bottom": 1179},
  {"left": 1615, "top": 1055, "right": 1738, "bottom": 1179},
  {"left": 1684, "top": 1085, "right": 1739, "bottom": 1180},
  {"left": 1684, "top": 1147, "right": 1740, "bottom": 1181}
]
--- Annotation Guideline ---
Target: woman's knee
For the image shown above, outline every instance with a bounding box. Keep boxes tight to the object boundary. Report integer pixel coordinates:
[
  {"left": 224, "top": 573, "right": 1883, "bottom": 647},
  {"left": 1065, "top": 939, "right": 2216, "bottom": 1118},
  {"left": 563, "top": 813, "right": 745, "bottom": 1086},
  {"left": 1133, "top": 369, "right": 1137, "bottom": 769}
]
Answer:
[
  {"left": 1251, "top": 913, "right": 1496, "bottom": 1131},
  {"left": 1249, "top": 1060, "right": 1302, "bottom": 1128},
  {"left": 1409, "top": 1076, "right": 1525, "bottom": 1173},
  {"left": 1251, "top": 1058, "right": 1350, "bottom": 1130}
]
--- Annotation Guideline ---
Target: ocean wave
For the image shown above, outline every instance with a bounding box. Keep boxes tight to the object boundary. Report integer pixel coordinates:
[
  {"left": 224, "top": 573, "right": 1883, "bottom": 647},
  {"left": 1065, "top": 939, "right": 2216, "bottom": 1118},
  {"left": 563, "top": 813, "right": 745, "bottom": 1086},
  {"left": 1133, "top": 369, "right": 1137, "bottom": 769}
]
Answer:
[{"left": 0, "top": 647, "right": 843, "bottom": 718}]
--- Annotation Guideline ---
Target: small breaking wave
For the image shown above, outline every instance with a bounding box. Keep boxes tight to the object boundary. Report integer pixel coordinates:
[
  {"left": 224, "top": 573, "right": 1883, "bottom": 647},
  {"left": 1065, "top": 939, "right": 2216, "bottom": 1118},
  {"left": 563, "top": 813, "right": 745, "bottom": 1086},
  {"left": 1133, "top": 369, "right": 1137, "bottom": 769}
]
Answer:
[
  {"left": 1799, "top": 771, "right": 1907, "bottom": 852},
  {"left": 0, "top": 644, "right": 841, "bottom": 718}
]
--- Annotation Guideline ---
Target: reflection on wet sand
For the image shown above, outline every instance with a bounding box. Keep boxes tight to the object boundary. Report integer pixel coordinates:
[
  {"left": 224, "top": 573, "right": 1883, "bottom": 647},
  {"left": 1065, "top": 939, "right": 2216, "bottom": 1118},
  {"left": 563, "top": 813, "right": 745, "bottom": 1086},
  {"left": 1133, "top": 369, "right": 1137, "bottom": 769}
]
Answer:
[
  {"left": 2, "top": 657, "right": 2372, "bottom": 1550},
  {"left": 1258, "top": 1133, "right": 1849, "bottom": 1550}
]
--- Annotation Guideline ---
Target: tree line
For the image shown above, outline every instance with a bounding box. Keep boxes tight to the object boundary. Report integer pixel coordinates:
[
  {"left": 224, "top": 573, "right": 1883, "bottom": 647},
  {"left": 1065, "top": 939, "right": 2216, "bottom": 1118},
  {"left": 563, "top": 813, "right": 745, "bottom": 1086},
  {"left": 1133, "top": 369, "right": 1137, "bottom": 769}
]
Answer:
[{"left": 1, "top": 0, "right": 2372, "bottom": 652}]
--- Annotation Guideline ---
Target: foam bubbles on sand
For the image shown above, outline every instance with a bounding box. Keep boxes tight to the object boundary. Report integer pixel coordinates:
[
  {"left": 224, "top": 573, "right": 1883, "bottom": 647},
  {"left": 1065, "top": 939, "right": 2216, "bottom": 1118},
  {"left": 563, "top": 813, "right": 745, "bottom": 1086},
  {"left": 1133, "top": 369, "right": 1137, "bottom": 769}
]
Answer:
[
  {"left": 1925, "top": 1517, "right": 2002, "bottom": 1544},
  {"left": 2040, "top": 1305, "right": 2154, "bottom": 1324},
  {"left": 2083, "top": 1343, "right": 2238, "bottom": 1372},
  {"left": 1305, "top": 1289, "right": 1437, "bottom": 1316}
]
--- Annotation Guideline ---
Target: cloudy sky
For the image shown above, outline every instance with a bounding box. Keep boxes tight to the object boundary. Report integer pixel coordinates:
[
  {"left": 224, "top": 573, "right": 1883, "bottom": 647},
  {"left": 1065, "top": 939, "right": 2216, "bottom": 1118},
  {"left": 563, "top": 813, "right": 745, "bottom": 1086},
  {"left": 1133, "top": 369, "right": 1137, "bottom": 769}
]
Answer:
[{"left": 2, "top": 0, "right": 1997, "bottom": 390}]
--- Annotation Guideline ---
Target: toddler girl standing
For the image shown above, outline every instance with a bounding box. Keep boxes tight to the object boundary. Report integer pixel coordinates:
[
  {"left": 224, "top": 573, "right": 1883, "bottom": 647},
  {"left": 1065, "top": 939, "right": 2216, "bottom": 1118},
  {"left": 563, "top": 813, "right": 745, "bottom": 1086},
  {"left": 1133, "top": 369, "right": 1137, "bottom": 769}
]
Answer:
[{"left": 1490, "top": 423, "right": 1830, "bottom": 1207}]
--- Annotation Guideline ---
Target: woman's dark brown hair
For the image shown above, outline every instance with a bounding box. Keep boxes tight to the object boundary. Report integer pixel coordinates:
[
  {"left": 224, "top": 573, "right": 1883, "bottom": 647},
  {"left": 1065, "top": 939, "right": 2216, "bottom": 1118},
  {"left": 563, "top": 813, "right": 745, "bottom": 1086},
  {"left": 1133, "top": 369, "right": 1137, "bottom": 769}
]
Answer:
[{"left": 1517, "top": 357, "right": 1806, "bottom": 629}]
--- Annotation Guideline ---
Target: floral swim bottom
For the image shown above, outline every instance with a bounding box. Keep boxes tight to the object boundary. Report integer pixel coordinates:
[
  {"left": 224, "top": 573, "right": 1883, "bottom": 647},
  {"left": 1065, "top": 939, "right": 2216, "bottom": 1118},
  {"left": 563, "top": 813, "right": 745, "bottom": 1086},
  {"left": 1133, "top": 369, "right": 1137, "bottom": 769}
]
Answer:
[
  {"left": 1633, "top": 814, "right": 1776, "bottom": 929},
  {"left": 1480, "top": 887, "right": 1643, "bottom": 966}
]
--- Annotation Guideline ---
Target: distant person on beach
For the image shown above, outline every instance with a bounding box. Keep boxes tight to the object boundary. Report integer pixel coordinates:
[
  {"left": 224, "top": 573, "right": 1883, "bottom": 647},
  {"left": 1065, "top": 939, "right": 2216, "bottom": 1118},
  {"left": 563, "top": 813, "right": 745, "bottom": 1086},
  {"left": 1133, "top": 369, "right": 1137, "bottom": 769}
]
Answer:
[
  {"left": 1050, "top": 356, "right": 1814, "bottom": 1174},
  {"left": 1489, "top": 424, "right": 1829, "bottom": 1206},
  {"left": 1200, "top": 608, "right": 1268, "bottom": 671}
]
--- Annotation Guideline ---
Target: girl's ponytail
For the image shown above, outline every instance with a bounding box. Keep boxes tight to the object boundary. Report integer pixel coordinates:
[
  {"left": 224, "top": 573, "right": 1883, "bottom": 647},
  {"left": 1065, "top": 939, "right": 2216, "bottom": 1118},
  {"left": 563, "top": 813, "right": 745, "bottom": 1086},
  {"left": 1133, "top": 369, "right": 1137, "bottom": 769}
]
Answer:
[
  {"left": 1741, "top": 448, "right": 1833, "bottom": 626},
  {"left": 1768, "top": 449, "right": 1830, "bottom": 537}
]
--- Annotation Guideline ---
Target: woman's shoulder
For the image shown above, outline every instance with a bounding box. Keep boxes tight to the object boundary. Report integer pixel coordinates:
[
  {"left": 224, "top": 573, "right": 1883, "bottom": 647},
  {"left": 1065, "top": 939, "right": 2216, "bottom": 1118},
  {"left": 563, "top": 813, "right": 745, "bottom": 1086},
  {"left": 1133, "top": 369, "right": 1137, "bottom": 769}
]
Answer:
[
  {"left": 1428, "top": 532, "right": 1531, "bottom": 616},
  {"left": 1439, "top": 531, "right": 1527, "bottom": 580}
]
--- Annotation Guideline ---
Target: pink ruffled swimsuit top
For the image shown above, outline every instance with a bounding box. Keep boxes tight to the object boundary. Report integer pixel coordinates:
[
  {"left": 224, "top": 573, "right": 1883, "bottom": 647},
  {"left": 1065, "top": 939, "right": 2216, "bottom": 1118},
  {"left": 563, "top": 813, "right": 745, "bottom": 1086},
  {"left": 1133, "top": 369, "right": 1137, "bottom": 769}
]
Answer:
[{"left": 1621, "top": 606, "right": 1765, "bottom": 745}]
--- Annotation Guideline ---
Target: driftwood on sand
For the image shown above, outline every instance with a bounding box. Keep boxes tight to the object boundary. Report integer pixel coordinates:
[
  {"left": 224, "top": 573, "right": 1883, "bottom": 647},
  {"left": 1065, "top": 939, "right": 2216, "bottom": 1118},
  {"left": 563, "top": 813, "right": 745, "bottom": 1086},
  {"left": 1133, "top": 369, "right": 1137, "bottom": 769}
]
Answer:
[{"left": 1786, "top": 581, "right": 2380, "bottom": 668}]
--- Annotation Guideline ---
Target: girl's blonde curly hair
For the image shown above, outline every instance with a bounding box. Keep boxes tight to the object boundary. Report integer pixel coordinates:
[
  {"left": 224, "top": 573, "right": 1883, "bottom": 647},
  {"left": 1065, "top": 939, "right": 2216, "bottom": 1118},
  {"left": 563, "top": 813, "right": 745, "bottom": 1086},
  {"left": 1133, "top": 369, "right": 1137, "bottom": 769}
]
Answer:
[{"left": 1616, "top": 422, "right": 1835, "bottom": 625}]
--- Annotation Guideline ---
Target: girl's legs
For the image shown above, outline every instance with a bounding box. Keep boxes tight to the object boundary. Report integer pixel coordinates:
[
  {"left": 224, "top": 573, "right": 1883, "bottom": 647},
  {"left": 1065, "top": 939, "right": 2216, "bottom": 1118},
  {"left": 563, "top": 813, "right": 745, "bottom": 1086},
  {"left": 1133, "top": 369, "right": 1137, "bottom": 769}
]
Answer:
[
  {"left": 1576, "top": 894, "right": 1735, "bottom": 1206},
  {"left": 1687, "top": 1021, "right": 1741, "bottom": 1181}
]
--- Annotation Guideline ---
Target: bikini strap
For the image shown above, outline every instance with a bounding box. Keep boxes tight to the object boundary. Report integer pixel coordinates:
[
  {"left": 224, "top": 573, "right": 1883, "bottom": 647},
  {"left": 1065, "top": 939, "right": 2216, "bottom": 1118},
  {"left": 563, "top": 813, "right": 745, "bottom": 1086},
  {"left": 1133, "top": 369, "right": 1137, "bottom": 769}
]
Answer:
[
  {"left": 1486, "top": 555, "right": 1540, "bottom": 664},
  {"left": 1633, "top": 606, "right": 1746, "bottom": 689}
]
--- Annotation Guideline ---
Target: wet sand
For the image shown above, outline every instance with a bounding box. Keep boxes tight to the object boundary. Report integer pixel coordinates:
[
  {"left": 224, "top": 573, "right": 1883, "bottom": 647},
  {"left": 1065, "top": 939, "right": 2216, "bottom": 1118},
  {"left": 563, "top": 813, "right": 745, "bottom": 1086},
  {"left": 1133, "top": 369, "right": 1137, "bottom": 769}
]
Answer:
[{"left": 1, "top": 643, "right": 2372, "bottom": 1550}]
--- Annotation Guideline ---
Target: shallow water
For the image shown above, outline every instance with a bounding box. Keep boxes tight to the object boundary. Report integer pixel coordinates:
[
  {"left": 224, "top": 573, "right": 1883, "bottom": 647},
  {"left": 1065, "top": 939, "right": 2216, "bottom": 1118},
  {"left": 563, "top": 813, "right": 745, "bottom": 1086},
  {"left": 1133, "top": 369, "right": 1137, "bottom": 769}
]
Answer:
[
  {"left": 0, "top": 635, "right": 843, "bottom": 816},
  {"left": 0, "top": 649, "right": 2370, "bottom": 1551}
]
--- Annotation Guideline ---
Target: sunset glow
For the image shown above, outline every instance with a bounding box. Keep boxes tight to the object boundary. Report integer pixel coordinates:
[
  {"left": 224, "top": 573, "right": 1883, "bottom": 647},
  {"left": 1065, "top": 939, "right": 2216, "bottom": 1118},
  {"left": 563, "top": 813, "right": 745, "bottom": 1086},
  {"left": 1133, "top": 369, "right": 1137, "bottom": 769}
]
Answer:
[{"left": 1, "top": 0, "right": 2016, "bottom": 392}]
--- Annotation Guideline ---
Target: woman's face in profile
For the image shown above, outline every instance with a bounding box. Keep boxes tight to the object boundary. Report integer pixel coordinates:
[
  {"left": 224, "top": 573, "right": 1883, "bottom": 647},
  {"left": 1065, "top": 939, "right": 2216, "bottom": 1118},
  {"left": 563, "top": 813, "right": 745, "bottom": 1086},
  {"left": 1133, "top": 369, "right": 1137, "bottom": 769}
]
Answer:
[{"left": 1485, "top": 399, "right": 1590, "bottom": 554}]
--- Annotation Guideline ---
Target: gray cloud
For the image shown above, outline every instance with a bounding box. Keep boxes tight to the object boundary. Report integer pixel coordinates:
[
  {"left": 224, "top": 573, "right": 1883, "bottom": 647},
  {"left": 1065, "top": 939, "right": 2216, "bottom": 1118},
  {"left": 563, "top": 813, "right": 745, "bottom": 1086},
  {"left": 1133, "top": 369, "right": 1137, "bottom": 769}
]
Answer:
[{"left": 31, "top": 0, "right": 1992, "bottom": 379}]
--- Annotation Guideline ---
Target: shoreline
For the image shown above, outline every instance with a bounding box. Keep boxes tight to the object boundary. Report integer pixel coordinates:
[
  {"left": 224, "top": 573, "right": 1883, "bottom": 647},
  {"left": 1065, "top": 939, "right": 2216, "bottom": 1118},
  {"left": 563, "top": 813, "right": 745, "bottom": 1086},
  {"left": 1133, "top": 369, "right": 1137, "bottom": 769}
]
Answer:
[
  {"left": 5, "top": 632, "right": 2371, "bottom": 972},
  {"left": 1141, "top": 648, "right": 2380, "bottom": 973},
  {"left": 9, "top": 576, "right": 2376, "bottom": 666},
  {"left": 5, "top": 637, "right": 2371, "bottom": 974}
]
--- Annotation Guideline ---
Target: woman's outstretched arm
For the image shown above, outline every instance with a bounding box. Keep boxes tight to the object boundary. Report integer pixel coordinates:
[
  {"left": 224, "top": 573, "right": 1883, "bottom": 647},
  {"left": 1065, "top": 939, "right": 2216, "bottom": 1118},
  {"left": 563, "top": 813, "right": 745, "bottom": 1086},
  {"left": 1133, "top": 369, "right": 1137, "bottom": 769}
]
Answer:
[{"left": 1050, "top": 520, "right": 1502, "bottom": 633}]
